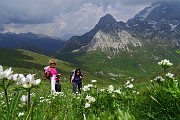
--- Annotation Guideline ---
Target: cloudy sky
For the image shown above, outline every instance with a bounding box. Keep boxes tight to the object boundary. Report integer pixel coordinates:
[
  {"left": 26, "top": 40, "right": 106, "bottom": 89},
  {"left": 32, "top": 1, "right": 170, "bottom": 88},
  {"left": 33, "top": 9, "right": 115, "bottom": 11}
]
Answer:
[{"left": 0, "top": 0, "right": 172, "bottom": 38}]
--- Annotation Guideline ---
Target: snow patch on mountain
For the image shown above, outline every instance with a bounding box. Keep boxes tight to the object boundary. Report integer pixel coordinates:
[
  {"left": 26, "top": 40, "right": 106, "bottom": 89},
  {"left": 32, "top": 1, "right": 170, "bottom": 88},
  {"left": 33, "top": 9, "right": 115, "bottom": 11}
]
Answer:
[
  {"left": 169, "top": 24, "right": 178, "bottom": 31},
  {"left": 139, "top": 3, "right": 160, "bottom": 20}
]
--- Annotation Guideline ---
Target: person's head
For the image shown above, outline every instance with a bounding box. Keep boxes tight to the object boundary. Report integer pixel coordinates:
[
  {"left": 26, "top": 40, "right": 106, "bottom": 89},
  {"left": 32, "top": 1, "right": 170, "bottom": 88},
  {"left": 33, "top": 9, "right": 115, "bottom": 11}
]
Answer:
[
  {"left": 48, "top": 58, "right": 57, "bottom": 68},
  {"left": 75, "top": 68, "right": 81, "bottom": 76}
]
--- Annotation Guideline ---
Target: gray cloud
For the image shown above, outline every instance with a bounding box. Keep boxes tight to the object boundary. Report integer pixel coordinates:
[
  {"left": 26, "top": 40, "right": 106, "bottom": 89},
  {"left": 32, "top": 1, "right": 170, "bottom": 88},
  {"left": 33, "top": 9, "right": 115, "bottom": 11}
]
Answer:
[
  {"left": 0, "top": 0, "right": 176, "bottom": 37},
  {"left": 0, "top": 0, "right": 59, "bottom": 24},
  {"left": 0, "top": 25, "right": 4, "bottom": 31},
  {"left": 120, "top": 0, "right": 180, "bottom": 5},
  {"left": 0, "top": 0, "right": 144, "bottom": 24}
]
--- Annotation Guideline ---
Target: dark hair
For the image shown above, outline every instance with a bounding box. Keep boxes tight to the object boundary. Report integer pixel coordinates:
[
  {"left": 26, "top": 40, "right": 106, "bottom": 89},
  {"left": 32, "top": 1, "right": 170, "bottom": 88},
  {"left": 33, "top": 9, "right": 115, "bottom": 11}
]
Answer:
[{"left": 75, "top": 68, "right": 81, "bottom": 76}]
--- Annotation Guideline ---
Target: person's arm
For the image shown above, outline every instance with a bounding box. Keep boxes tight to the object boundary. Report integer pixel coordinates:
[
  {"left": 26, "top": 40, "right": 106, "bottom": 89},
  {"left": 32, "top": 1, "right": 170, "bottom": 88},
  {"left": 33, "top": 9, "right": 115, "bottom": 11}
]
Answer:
[
  {"left": 46, "top": 68, "right": 51, "bottom": 77},
  {"left": 56, "top": 68, "right": 62, "bottom": 77},
  {"left": 57, "top": 74, "right": 62, "bottom": 76},
  {"left": 71, "top": 74, "right": 75, "bottom": 83},
  {"left": 80, "top": 74, "right": 83, "bottom": 80},
  {"left": 46, "top": 71, "right": 50, "bottom": 76},
  {"left": 80, "top": 76, "right": 83, "bottom": 79}
]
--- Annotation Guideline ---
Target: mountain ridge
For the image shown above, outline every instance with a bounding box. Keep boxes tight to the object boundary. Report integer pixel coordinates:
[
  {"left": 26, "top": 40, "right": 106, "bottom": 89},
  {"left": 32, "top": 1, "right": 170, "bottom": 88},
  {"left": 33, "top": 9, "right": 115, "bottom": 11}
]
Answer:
[
  {"left": 62, "top": 1, "right": 180, "bottom": 53},
  {"left": 0, "top": 32, "right": 65, "bottom": 54}
]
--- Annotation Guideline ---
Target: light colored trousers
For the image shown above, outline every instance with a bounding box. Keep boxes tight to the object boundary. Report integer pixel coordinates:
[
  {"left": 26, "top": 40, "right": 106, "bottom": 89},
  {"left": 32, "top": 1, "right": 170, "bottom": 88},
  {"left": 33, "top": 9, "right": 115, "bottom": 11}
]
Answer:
[{"left": 50, "top": 75, "right": 56, "bottom": 93}]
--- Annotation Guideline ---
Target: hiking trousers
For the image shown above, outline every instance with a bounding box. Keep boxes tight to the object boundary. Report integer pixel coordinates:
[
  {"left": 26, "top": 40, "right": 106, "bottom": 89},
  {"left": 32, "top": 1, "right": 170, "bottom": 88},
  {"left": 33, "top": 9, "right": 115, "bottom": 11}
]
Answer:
[
  {"left": 50, "top": 77, "right": 56, "bottom": 93},
  {"left": 55, "top": 82, "right": 61, "bottom": 92},
  {"left": 51, "top": 75, "right": 61, "bottom": 93},
  {"left": 72, "top": 82, "right": 82, "bottom": 94}
]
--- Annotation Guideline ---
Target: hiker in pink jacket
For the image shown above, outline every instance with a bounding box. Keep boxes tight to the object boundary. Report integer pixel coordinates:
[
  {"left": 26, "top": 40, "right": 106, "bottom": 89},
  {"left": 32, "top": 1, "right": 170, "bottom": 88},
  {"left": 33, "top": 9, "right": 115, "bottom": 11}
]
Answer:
[{"left": 46, "top": 59, "right": 61, "bottom": 93}]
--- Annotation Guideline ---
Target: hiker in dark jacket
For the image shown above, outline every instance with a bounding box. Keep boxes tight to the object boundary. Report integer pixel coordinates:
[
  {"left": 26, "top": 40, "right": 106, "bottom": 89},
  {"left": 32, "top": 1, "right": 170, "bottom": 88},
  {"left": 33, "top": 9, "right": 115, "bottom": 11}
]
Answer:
[{"left": 71, "top": 68, "right": 83, "bottom": 94}]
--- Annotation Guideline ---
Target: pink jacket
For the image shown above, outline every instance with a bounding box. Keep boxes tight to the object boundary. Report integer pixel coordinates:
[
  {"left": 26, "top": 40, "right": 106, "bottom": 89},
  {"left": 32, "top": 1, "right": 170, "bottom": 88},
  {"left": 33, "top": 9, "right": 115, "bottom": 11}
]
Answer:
[{"left": 48, "top": 67, "right": 59, "bottom": 81}]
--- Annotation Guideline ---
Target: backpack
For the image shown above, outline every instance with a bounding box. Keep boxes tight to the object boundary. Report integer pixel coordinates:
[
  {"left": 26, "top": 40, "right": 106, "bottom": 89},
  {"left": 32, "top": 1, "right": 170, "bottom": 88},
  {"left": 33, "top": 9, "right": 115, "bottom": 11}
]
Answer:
[
  {"left": 44, "top": 66, "right": 50, "bottom": 79},
  {"left": 70, "top": 70, "right": 75, "bottom": 82},
  {"left": 70, "top": 69, "right": 83, "bottom": 82}
]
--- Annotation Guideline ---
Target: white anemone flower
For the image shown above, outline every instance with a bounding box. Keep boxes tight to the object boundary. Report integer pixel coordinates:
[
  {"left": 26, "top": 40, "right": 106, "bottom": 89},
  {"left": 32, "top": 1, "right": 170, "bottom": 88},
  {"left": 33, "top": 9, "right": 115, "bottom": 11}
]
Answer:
[
  {"left": 82, "top": 85, "right": 90, "bottom": 91},
  {"left": 125, "top": 80, "right": 130, "bottom": 85},
  {"left": 25, "top": 74, "right": 36, "bottom": 83},
  {"left": 114, "top": 89, "right": 122, "bottom": 94},
  {"left": 12, "top": 74, "right": 19, "bottom": 81},
  {"left": 91, "top": 80, "right": 97, "bottom": 83},
  {"left": 87, "top": 84, "right": 93, "bottom": 87},
  {"left": 166, "top": 73, "right": 174, "bottom": 79},
  {"left": 154, "top": 76, "right": 165, "bottom": 82},
  {"left": 18, "top": 74, "right": 25, "bottom": 80},
  {"left": 0, "top": 65, "right": 3, "bottom": 72},
  {"left": 6, "top": 74, "right": 13, "bottom": 80},
  {"left": 100, "top": 89, "right": 105, "bottom": 92},
  {"left": 125, "top": 84, "right": 134, "bottom": 88},
  {"left": 0, "top": 65, "right": 4, "bottom": 78},
  {"left": 85, "top": 95, "right": 95, "bottom": 103},
  {"left": 85, "top": 95, "right": 91, "bottom": 100},
  {"left": 107, "top": 85, "right": 114, "bottom": 93},
  {"left": 0, "top": 66, "right": 13, "bottom": 79},
  {"left": 21, "top": 95, "right": 28, "bottom": 102},
  {"left": 18, "top": 74, "right": 41, "bottom": 88},
  {"left": 89, "top": 97, "right": 96, "bottom": 103},
  {"left": 18, "top": 112, "right": 25, "bottom": 117},
  {"left": 158, "top": 59, "right": 173, "bottom": 66},
  {"left": 85, "top": 103, "right": 91, "bottom": 108},
  {"left": 35, "top": 79, "right": 41, "bottom": 85}
]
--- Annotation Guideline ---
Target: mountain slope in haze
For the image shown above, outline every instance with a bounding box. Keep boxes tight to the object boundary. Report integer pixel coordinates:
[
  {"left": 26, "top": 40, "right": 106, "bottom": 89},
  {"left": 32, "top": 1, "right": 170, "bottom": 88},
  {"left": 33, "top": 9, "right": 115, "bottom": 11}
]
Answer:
[{"left": 0, "top": 32, "right": 65, "bottom": 54}]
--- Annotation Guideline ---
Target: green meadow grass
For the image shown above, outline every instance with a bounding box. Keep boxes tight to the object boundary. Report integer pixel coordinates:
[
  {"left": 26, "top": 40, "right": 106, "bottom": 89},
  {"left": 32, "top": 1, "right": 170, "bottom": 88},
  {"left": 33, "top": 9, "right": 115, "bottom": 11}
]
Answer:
[{"left": 0, "top": 48, "right": 180, "bottom": 119}]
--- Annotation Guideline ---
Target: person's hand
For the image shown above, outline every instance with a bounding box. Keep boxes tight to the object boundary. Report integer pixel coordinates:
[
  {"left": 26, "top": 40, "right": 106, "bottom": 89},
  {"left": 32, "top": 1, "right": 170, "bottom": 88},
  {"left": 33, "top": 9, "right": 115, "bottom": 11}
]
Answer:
[{"left": 57, "top": 74, "right": 62, "bottom": 77}]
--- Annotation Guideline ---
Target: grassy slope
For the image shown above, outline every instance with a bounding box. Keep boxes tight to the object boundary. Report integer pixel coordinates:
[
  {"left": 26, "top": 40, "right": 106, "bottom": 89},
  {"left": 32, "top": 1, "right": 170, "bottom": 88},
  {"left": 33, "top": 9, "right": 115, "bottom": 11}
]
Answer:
[
  {"left": 0, "top": 48, "right": 119, "bottom": 94},
  {"left": 57, "top": 40, "right": 180, "bottom": 86}
]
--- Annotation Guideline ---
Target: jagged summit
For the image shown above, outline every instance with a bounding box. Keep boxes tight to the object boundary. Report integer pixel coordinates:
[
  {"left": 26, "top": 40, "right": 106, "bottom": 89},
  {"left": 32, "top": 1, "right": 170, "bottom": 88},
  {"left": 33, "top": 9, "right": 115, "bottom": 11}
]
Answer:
[{"left": 95, "top": 14, "right": 117, "bottom": 28}]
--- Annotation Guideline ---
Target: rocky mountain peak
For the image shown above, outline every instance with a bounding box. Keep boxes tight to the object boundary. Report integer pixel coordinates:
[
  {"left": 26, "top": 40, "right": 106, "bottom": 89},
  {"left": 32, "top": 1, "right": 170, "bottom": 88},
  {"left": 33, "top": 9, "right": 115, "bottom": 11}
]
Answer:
[
  {"left": 95, "top": 14, "right": 117, "bottom": 28},
  {"left": 83, "top": 29, "right": 142, "bottom": 55}
]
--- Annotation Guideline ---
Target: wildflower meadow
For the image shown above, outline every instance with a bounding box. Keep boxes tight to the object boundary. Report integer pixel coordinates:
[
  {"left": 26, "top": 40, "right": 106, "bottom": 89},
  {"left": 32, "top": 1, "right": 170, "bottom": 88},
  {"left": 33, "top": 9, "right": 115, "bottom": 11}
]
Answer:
[{"left": 0, "top": 59, "right": 180, "bottom": 119}]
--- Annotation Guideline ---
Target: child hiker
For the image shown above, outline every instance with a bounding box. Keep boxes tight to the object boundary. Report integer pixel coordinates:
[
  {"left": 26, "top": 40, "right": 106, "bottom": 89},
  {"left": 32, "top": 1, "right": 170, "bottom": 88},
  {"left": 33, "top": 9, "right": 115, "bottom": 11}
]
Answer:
[{"left": 45, "top": 59, "right": 61, "bottom": 93}]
